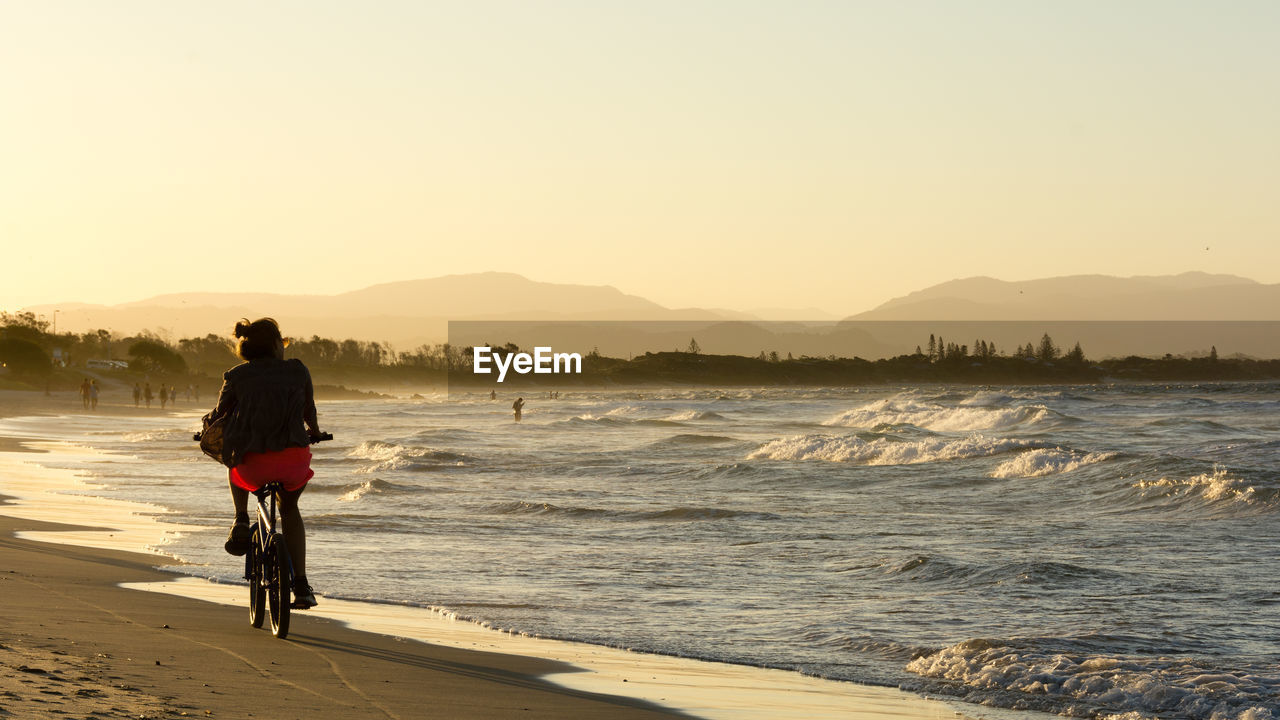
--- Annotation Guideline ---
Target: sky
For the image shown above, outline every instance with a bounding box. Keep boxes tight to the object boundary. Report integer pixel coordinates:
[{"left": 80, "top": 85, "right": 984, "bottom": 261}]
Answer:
[{"left": 2, "top": 1, "right": 1278, "bottom": 316}]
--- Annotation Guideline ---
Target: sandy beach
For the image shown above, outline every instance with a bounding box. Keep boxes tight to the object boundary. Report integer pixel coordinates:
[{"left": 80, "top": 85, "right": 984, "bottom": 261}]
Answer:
[
  {"left": 0, "top": 508, "right": 686, "bottom": 719},
  {"left": 0, "top": 398, "right": 974, "bottom": 720}
]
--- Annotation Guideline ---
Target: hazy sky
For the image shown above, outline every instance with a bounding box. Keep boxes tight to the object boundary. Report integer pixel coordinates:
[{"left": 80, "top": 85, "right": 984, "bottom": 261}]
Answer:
[{"left": 3, "top": 1, "right": 1277, "bottom": 315}]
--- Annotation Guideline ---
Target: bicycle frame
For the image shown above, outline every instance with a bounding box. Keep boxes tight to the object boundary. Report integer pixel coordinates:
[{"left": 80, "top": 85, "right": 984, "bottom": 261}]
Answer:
[{"left": 251, "top": 482, "right": 284, "bottom": 554}]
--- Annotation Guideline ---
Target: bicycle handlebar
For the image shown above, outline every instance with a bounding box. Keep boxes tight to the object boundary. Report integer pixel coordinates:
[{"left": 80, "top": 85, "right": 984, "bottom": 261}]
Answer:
[{"left": 194, "top": 431, "right": 333, "bottom": 443}]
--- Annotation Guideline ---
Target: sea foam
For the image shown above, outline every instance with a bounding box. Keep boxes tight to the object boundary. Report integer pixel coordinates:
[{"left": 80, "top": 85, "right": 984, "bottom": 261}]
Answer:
[
  {"left": 347, "top": 440, "right": 472, "bottom": 473},
  {"left": 748, "top": 433, "right": 1033, "bottom": 466},
  {"left": 990, "top": 448, "right": 1119, "bottom": 478},
  {"left": 824, "top": 396, "right": 1066, "bottom": 433},
  {"left": 1135, "top": 468, "right": 1276, "bottom": 509},
  {"left": 906, "top": 638, "right": 1278, "bottom": 720},
  {"left": 338, "top": 479, "right": 391, "bottom": 503}
]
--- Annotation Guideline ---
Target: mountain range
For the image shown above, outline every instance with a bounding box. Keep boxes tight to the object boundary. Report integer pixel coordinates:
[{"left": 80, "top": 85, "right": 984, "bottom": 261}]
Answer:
[
  {"left": 20, "top": 271, "right": 1280, "bottom": 356},
  {"left": 27, "top": 273, "right": 751, "bottom": 348},
  {"left": 852, "top": 272, "right": 1280, "bottom": 321}
]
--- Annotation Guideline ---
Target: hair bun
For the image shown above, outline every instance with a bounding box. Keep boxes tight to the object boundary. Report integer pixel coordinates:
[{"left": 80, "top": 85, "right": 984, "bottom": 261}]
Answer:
[{"left": 234, "top": 319, "right": 251, "bottom": 338}]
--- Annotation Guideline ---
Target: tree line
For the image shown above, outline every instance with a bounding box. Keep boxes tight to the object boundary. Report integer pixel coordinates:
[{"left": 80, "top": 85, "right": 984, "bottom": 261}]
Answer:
[
  {"left": 0, "top": 311, "right": 468, "bottom": 387},
  {"left": 915, "top": 333, "right": 1088, "bottom": 365},
  {"left": 0, "top": 312, "right": 1266, "bottom": 389}
]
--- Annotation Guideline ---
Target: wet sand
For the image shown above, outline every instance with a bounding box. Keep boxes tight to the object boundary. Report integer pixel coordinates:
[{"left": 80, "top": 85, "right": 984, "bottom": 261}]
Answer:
[
  {"left": 0, "top": 511, "right": 684, "bottom": 719},
  {"left": 0, "top": 387, "right": 192, "bottom": 421}
]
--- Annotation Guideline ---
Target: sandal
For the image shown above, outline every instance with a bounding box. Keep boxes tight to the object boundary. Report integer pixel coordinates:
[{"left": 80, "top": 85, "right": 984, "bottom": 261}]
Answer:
[{"left": 223, "top": 519, "right": 251, "bottom": 556}]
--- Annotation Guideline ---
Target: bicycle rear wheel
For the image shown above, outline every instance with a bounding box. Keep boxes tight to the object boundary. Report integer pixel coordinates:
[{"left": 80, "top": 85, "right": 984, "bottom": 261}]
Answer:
[
  {"left": 267, "top": 536, "right": 292, "bottom": 639},
  {"left": 247, "top": 537, "right": 265, "bottom": 628}
]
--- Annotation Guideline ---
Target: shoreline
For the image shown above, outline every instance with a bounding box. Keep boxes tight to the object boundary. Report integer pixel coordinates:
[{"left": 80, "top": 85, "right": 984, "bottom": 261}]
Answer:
[
  {"left": 0, "top": 387, "right": 193, "bottom": 421},
  {"left": 0, "top": 510, "right": 684, "bottom": 719},
  {"left": 0, "top": 417, "right": 977, "bottom": 720}
]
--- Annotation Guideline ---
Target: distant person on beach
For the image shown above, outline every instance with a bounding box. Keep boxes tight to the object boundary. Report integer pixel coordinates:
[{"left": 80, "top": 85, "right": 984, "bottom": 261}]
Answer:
[
  {"left": 170, "top": 385, "right": 178, "bottom": 406},
  {"left": 160, "top": 385, "right": 168, "bottom": 409},
  {"left": 490, "top": 389, "right": 497, "bottom": 400},
  {"left": 90, "top": 380, "right": 99, "bottom": 410},
  {"left": 143, "top": 383, "right": 153, "bottom": 408},
  {"left": 79, "top": 378, "right": 91, "bottom": 409},
  {"left": 186, "top": 384, "right": 192, "bottom": 401},
  {"left": 133, "top": 383, "right": 142, "bottom": 407},
  {"left": 513, "top": 397, "right": 524, "bottom": 422},
  {"left": 206, "top": 317, "right": 322, "bottom": 609}
]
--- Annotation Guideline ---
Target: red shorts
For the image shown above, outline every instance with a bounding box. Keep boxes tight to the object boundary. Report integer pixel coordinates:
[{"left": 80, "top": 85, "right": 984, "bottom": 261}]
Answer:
[{"left": 229, "top": 446, "right": 314, "bottom": 493}]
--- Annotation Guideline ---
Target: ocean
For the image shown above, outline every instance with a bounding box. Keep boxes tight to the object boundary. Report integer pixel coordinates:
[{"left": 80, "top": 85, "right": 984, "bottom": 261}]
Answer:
[{"left": 3, "top": 383, "right": 1278, "bottom": 720}]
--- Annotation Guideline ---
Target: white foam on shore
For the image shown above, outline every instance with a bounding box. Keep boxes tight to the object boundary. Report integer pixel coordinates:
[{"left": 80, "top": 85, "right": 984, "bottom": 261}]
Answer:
[
  {"left": 906, "top": 639, "right": 1278, "bottom": 720},
  {"left": 0, "top": 421, "right": 971, "bottom": 720}
]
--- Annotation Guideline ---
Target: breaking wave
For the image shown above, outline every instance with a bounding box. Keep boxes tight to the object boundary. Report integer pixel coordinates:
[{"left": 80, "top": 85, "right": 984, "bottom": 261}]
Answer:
[
  {"left": 1133, "top": 468, "right": 1280, "bottom": 512},
  {"left": 990, "top": 448, "right": 1120, "bottom": 478},
  {"left": 824, "top": 397, "right": 1074, "bottom": 433},
  {"left": 906, "top": 637, "right": 1279, "bottom": 720},
  {"left": 959, "top": 391, "right": 1018, "bottom": 407},
  {"left": 747, "top": 433, "right": 1035, "bottom": 465},
  {"left": 347, "top": 440, "right": 474, "bottom": 473},
  {"left": 306, "top": 478, "right": 451, "bottom": 503}
]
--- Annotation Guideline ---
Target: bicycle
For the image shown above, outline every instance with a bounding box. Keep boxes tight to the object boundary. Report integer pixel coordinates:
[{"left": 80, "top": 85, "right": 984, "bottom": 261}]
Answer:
[{"left": 194, "top": 432, "right": 332, "bottom": 639}]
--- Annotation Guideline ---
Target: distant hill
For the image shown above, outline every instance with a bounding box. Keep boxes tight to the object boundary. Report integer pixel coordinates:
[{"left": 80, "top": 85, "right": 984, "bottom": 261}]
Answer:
[
  {"left": 25, "top": 273, "right": 745, "bottom": 347},
  {"left": 114, "top": 273, "right": 671, "bottom": 316},
  {"left": 850, "top": 272, "right": 1280, "bottom": 321},
  {"left": 21, "top": 271, "right": 1280, "bottom": 359}
]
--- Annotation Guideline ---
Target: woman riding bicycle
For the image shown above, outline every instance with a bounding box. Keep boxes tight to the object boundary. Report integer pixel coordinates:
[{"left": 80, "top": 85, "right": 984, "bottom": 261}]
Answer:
[{"left": 209, "top": 318, "right": 322, "bottom": 608}]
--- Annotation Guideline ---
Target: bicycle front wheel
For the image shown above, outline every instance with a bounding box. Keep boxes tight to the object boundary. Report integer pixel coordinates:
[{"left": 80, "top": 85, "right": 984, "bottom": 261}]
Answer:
[
  {"left": 247, "top": 541, "right": 265, "bottom": 628},
  {"left": 267, "top": 536, "right": 292, "bottom": 639}
]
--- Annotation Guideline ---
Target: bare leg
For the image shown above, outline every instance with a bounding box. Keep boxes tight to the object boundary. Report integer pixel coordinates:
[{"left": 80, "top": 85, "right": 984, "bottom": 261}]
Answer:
[
  {"left": 278, "top": 487, "right": 306, "bottom": 579},
  {"left": 228, "top": 479, "right": 249, "bottom": 519}
]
